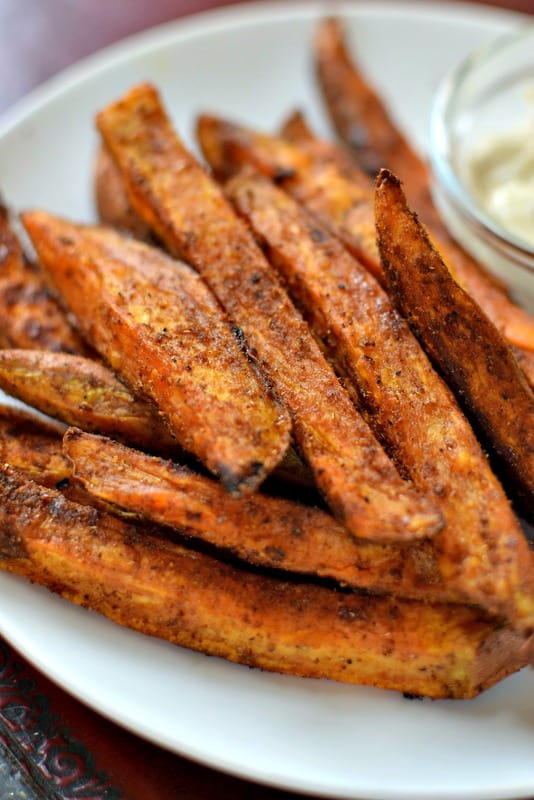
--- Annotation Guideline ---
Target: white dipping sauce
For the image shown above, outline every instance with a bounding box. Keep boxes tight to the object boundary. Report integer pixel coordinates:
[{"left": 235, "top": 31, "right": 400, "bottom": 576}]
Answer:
[{"left": 467, "top": 120, "right": 534, "bottom": 247}]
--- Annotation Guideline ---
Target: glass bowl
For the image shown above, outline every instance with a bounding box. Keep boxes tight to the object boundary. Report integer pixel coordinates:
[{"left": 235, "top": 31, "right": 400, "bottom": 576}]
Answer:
[{"left": 429, "top": 25, "right": 534, "bottom": 313}]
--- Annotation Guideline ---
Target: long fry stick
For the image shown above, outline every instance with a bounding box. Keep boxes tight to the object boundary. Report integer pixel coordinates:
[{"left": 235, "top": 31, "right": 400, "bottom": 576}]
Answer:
[
  {"left": 314, "top": 17, "right": 534, "bottom": 354},
  {"left": 63, "top": 427, "right": 466, "bottom": 603},
  {"left": 0, "top": 349, "right": 178, "bottom": 453},
  {"left": 0, "top": 207, "right": 88, "bottom": 354},
  {"left": 197, "top": 114, "right": 534, "bottom": 367},
  {"left": 225, "top": 167, "right": 534, "bottom": 638},
  {"left": 0, "top": 465, "right": 526, "bottom": 699},
  {"left": 22, "top": 213, "right": 291, "bottom": 495},
  {"left": 95, "top": 82, "right": 443, "bottom": 544},
  {"left": 375, "top": 169, "right": 534, "bottom": 517}
]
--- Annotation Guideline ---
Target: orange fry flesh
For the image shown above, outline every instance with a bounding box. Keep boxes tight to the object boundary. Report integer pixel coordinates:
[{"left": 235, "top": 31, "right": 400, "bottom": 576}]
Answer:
[
  {"left": 0, "top": 404, "right": 69, "bottom": 488},
  {"left": 0, "top": 349, "right": 178, "bottom": 453},
  {"left": 0, "top": 465, "right": 527, "bottom": 699},
  {"left": 22, "top": 212, "right": 291, "bottom": 495},
  {"left": 96, "top": 82, "right": 444, "bottom": 544},
  {"left": 226, "top": 167, "right": 534, "bottom": 638},
  {"left": 314, "top": 17, "right": 534, "bottom": 354},
  {"left": 198, "top": 113, "right": 534, "bottom": 359},
  {"left": 375, "top": 169, "right": 534, "bottom": 517},
  {"left": 63, "top": 427, "right": 464, "bottom": 603},
  {"left": 0, "top": 208, "right": 88, "bottom": 355}
]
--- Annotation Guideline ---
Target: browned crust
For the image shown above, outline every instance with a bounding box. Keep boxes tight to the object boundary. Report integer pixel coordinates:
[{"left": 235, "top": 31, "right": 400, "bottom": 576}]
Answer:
[
  {"left": 0, "top": 348, "right": 178, "bottom": 453},
  {"left": 95, "top": 82, "right": 444, "bottom": 545},
  {"left": 94, "top": 143, "right": 152, "bottom": 239},
  {"left": 314, "top": 17, "right": 534, "bottom": 355},
  {"left": 376, "top": 169, "right": 534, "bottom": 519},
  {"left": 0, "top": 465, "right": 526, "bottom": 699},
  {"left": 0, "top": 211, "right": 89, "bottom": 355},
  {"left": 225, "top": 167, "right": 534, "bottom": 637},
  {"left": 22, "top": 211, "right": 291, "bottom": 495},
  {"left": 63, "top": 427, "right": 466, "bottom": 603}
]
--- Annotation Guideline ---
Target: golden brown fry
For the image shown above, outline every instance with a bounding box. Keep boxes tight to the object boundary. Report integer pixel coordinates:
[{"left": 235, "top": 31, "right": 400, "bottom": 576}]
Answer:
[
  {"left": 0, "top": 464, "right": 527, "bottom": 699},
  {"left": 0, "top": 349, "right": 178, "bottom": 453},
  {"left": 63, "top": 427, "right": 467, "bottom": 603},
  {"left": 226, "top": 168, "right": 534, "bottom": 637},
  {"left": 197, "top": 113, "right": 391, "bottom": 280},
  {"left": 94, "top": 144, "right": 152, "bottom": 239},
  {"left": 22, "top": 212, "right": 290, "bottom": 495},
  {"left": 198, "top": 114, "right": 534, "bottom": 366},
  {"left": 315, "top": 17, "right": 534, "bottom": 354},
  {"left": 513, "top": 348, "right": 534, "bottom": 392},
  {"left": 0, "top": 404, "right": 69, "bottom": 487},
  {"left": 0, "top": 207, "right": 88, "bottom": 354},
  {"left": 96, "top": 82, "right": 444, "bottom": 544},
  {"left": 376, "top": 169, "right": 534, "bottom": 517},
  {"left": 280, "top": 109, "right": 371, "bottom": 189},
  {"left": 0, "top": 404, "right": 94, "bottom": 505}
]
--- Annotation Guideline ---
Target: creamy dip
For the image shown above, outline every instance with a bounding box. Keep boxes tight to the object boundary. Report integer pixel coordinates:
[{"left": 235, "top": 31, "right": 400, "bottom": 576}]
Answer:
[{"left": 466, "top": 118, "right": 534, "bottom": 248}]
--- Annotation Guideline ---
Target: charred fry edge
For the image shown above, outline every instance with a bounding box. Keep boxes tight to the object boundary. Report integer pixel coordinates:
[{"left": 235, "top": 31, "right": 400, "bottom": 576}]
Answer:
[
  {"left": 0, "top": 465, "right": 526, "bottom": 699},
  {"left": 375, "top": 169, "right": 534, "bottom": 519}
]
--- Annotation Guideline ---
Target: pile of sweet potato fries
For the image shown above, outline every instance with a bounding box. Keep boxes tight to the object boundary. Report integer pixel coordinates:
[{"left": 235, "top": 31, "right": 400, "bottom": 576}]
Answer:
[{"left": 0, "top": 18, "right": 533, "bottom": 699}]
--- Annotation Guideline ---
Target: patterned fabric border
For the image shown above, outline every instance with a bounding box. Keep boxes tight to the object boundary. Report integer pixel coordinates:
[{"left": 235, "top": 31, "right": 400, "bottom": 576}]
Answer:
[{"left": 0, "top": 638, "right": 123, "bottom": 800}]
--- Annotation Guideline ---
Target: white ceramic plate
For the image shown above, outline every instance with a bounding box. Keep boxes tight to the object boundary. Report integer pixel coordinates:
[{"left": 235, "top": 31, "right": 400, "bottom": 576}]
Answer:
[{"left": 0, "top": 3, "right": 533, "bottom": 799}]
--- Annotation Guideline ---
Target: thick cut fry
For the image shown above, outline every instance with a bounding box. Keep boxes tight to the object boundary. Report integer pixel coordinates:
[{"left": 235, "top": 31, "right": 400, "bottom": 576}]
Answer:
[
  {"left": 198, "top": 115, "right": 534, "bottom": 366},
  {"left": 280, "top": 109, "right": 371, "bottom": 189},
  {"left": 0, "top": 349, "right": 178, "bottom": 453},
  {"left": 226, "top": 167, "right": 534, "bottom": 637},
  {"left": 376, "top": 170, "right": 534, "bottom": 516},
  {"left": 22, "top": 212, "right": 290, "bottom": 495},
  {"left": 314, "top": 17, "right": 534, "bottom": 354},
  {"left": 0, "top": 465, "right": 527, "bottom": 699},
  {"left": 0, "top": 207, "right": 88, "bottom": 354},
  {"left": 95, "top": 144, "right": 152, "bottom": 239},
  {"left": 63, "top": 428, "right": 467, "bottom": 603},
  {"left": 0, "top": 404, "right": 69, "bottom": 487},
  {"left": 0, "top": 404, "right": 95, "bottom": 506},
  {"left": 96, "top": 83, "right": 444, "bottom": 544}
]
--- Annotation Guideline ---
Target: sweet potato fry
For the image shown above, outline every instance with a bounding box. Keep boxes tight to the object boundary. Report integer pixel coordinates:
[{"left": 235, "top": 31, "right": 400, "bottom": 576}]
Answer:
[
  {"left": 226, "top": 167, "right": 534, "bottom": 637},
  {"left": 198, "top": 115, "right": 534, "bottom": 366},
  {"left": 22, "top": 212, "right": 291, "bottom": 495},
  {"left": 0, "top": 464, "right": 527, "bottom": 699},
  {"left": 94, "top": 144, "right": 152, "bottom": 239},
  {"left": 63, "top": 427, "right": 466, "bottom": 603},
  {"left": 376, "top": 169, "right": 534, "bottom": 516},
  {"left": 0, "top": 404, "right": 68, "bottom": 486},
  {"left": 0, "top": 207, "right": 88, "bottom": 354},
  {"left": 314, "top": 17, "right": 534, "bottom": 354},
  {"left": 0, "top": 349, "right": 178, "bottom": 453},
  {"left": 96, "top": 82, "right": 443, "bottom": 544},
  {"left": 280, "top": 109, "right": 371, "bottom": 189}
]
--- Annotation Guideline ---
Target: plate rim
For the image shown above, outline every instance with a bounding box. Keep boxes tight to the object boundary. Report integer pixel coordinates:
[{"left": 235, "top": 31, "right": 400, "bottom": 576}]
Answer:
[{"left": 0, "top": 2, "right": 532, "bottom": 799}]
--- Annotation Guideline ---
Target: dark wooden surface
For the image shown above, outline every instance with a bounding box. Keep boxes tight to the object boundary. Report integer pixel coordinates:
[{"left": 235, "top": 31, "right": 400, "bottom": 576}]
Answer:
[{"left": 0, "top": 1, "right": 533, "bottom": 799}]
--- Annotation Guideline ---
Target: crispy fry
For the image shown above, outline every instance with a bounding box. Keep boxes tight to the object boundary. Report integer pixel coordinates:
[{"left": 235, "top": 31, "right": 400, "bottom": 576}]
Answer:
[
  {"left": 0, "top": 464, "right": 527, "bottom": 699},
  {"left": 22, "top": 212, "right": 291, "bottom": 495},
  {"left": 198, "top": 114, "right": 534, "bottom": 370},
  {"left": 96, "top": 82, "right": 444, "bottom": 544},
  {"left": 63, "top": 427, "right": 467, "bottom": 603},
  {"left": 0, "top": 349, "right": 178, "bottom": 453},
  {"left": 314, "top": 17, "right": 534, "bottom": 354},
  {"left": 0, "top": 207, "right": 88, "bottom": 354},
  {"left": 94, "top": 144, "right": 152, "bottom": 239},
  {"left": 226, "top": 167, "right": 534, "bottom": 637},
  {"left": 376, "top": 169, "right": 534, "bottom": 517},
  {"left": 280, "top": 109, "right": 370, "bottom": 189},
  {"left": 197, "top": 113, "right": 396, "bottom": 280},
  {"left": 0, "top": 404, "right": 69, "bottom": 487}
]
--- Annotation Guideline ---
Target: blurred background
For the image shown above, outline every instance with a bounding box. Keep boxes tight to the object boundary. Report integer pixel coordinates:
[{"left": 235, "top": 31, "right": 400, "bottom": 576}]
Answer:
[{"left": 1, "top": 0, "right": 533, "bottom": 113}]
